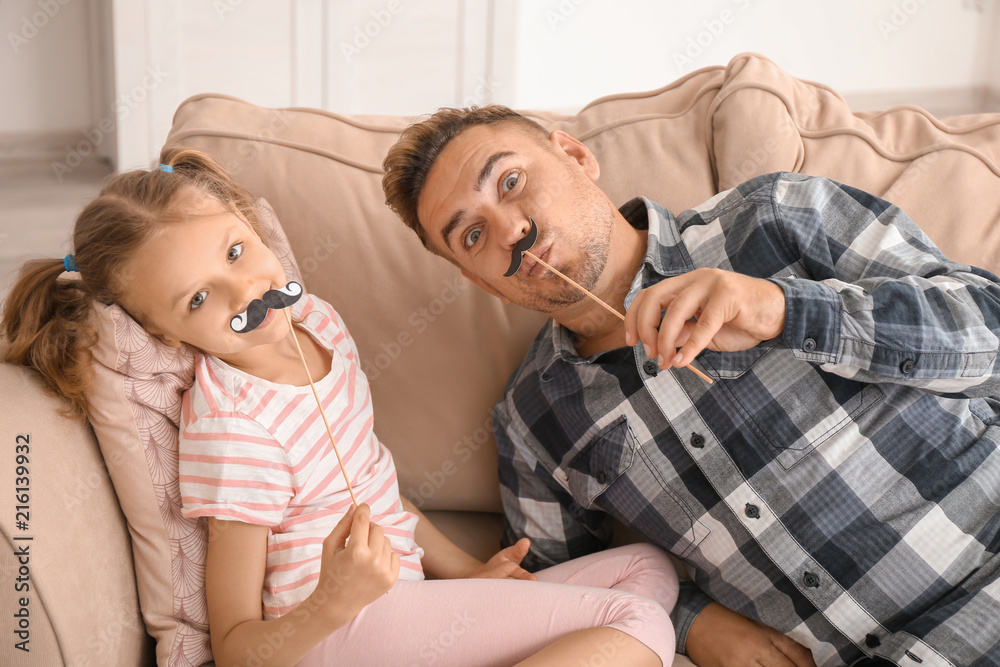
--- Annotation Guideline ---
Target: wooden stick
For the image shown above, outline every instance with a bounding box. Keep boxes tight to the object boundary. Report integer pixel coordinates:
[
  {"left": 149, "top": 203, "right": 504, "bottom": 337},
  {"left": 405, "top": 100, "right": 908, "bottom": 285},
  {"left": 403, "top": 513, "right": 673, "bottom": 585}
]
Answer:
[
  {"left": 524, "top": 250, "right": 714, "bottom": 385},
  {"left": 284, "top": 309, "right": 359, "bottom": 505}
]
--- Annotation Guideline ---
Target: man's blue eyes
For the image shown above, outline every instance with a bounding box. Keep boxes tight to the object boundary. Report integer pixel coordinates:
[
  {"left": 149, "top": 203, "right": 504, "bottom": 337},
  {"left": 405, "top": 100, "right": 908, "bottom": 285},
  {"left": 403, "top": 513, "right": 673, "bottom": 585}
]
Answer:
[
  {"left": 464, "top": 228, "right": 482, "bottom": 248},
  {"left": 501, "top": 172, "right": 519, "bottom": 193},
  {"left": 462, "top": 173, "right": 520, "bottom": 249},
  {"left": 189, "top": 242, "right": 244, "bottom": 311}
]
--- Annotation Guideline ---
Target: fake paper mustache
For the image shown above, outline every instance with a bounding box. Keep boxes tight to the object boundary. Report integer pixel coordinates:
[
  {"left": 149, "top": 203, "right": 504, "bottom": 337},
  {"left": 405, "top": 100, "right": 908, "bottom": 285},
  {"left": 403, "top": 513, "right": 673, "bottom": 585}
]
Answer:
[
  {"left": 504, "top": 217, "right": 539, "bottom": 277},
  {"left": 230, "top": 281, "right": 304, "bottom": 333}
]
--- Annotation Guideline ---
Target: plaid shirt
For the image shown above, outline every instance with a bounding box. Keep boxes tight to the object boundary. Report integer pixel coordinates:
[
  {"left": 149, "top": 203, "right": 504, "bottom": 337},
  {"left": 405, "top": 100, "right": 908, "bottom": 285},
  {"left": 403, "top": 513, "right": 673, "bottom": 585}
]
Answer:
[{"left": 494, "top": 173, "right": 1000, "bottom": 667}]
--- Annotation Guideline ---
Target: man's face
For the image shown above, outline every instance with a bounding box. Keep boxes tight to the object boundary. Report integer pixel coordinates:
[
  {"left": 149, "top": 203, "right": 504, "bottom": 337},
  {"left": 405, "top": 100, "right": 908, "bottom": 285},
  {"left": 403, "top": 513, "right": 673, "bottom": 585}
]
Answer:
[{"left": 416, "top": 124, "right": 617, "bottom": 313}]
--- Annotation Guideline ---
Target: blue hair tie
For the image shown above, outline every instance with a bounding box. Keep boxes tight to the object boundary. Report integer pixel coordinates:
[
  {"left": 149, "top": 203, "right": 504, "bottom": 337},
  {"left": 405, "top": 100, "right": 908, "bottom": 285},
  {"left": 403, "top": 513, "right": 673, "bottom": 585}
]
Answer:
[
  {"left": 63, "top": 254, "right": 77, "bottom": 273},
  {"left": 158, "top": 163, "right": 173, "bottom": 173}
]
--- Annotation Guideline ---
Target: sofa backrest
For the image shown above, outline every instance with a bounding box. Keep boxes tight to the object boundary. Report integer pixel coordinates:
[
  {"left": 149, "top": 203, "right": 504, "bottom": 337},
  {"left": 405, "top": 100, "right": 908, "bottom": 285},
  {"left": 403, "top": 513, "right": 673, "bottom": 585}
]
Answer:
[{"left": 163, "top": 52, "right": 1000, "bottom": 513}]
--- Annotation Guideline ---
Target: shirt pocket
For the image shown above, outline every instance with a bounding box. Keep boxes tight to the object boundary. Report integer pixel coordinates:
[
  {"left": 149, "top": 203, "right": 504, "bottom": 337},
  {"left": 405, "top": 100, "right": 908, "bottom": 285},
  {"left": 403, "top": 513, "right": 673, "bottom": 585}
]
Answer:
[
  {"left": 563, "top": 416, "right": 711, "bottom": 558},
  {"left": 698, "top": 347, "right": 770, "bottom": 380},
  {"left": 747, "top": 374, "right": 885, "bottom": 470}
]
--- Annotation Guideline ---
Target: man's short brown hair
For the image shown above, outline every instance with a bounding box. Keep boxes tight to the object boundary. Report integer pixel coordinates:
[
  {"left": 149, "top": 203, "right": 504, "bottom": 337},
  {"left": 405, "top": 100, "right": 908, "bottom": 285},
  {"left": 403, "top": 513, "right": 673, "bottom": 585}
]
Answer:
[{"left": 382, "top": 105, "right": 548, "bottom": 250}]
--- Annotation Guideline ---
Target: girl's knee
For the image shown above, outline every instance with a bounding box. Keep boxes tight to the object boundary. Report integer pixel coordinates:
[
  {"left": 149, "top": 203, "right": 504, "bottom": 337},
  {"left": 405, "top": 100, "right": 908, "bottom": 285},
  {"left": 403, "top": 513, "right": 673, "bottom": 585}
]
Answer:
[{"left": 609, "top": 591, "right": 676, "bottom": 656}]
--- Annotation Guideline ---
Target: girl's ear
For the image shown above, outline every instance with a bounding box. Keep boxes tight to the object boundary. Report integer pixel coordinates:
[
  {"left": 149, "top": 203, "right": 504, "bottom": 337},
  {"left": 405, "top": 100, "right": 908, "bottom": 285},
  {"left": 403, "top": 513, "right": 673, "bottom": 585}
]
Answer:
[
  {"left": 121, "top": 302, "right": 183, "bottom": 348},
  {"left": 140, "top": 319, "right": 183, "bottom": 348},
  {"left": 152, "top": 332, "right": 183, "bottom": 349}
]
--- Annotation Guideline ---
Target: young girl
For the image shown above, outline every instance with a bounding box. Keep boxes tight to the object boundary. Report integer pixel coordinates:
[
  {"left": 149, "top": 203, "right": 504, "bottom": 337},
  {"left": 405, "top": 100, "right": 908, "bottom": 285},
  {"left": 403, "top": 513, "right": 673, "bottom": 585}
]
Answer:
[{"left": 3, "top": 148, "right": 679, "bottom": 667}]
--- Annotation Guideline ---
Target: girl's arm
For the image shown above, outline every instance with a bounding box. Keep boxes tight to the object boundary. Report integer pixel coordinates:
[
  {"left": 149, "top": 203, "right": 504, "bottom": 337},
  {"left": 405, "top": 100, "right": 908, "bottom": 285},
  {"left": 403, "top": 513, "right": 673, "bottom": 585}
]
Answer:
[
  {"left": 206, "top": 504, "right": 398, "bottom": 667},
  {"left": 401, "top": 496, "right": 535, "bottom": 581}
]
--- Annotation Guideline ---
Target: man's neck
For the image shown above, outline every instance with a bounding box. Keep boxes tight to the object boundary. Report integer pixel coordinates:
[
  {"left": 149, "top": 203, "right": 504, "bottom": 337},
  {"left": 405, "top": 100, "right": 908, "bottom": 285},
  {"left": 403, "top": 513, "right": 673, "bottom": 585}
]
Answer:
[{"left": 555, "top": 218, "right": 648, "bottom": 358}]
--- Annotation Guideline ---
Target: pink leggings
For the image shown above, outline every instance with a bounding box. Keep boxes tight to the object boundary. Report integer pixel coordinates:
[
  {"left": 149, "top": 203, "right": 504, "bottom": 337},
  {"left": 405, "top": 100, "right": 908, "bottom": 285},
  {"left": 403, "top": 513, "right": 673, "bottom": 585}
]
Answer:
[{"left": 295, "top": 543, "right": 678, "bottom": 667}]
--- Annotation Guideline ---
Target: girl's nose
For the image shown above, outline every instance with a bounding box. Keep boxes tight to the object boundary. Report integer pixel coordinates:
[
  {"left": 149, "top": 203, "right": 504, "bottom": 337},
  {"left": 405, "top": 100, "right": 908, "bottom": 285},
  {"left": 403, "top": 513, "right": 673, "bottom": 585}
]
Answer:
[{"left": 232, "top": 276, "right": 261, "bottom": 311}]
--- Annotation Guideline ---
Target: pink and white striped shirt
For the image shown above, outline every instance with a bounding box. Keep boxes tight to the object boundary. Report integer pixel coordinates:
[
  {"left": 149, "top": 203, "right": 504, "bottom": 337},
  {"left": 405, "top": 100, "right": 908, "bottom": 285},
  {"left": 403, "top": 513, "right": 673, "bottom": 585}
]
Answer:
[{"left": 178, "top": 294, "right": 423, "bottom": 619}]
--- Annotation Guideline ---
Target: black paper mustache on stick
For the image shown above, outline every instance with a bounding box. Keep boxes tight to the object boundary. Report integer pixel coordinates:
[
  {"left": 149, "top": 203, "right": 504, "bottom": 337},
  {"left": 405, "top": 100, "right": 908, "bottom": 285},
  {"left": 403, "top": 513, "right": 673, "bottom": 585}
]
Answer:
[
  {"left": 231, "top": 281, "right": 304, "bottom": 333},
  {"left": 504, "top": 218, "right": 539, "bottom": 277}
]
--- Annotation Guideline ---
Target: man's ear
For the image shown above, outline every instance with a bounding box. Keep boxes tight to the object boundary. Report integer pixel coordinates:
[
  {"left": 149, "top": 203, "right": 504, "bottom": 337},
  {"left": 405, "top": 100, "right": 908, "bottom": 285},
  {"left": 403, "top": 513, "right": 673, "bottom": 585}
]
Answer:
[
  {"left": 549, "top": 130, "right": 600, "bottom": 182},
  {"left": 461, "top": 269, "right": 511, "bottom": 304}
]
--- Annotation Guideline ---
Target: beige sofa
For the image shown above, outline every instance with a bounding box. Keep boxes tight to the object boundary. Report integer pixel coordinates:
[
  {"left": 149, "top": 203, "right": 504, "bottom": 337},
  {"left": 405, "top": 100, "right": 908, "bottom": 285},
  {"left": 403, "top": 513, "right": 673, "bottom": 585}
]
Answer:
[{"left": 3, "top": 52, "right": 1000, "bottom": 666}]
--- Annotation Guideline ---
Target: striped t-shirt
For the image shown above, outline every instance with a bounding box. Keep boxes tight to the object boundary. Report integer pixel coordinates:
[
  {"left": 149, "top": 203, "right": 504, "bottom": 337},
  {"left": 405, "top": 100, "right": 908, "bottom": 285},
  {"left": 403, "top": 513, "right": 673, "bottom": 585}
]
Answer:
[{"left": 179, "top": 293, "right": 424, "bottom": 619}]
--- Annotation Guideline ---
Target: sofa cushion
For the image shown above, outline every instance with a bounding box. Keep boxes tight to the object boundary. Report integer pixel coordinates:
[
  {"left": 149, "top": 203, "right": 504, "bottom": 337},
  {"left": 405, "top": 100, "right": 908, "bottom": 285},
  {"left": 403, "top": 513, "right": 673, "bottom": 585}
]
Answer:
[
  {"left": 85, "top": 199, "right": 299, "bottom": 667},
  {"left": 710, "top": 53, "right": 1000, "bottom": 274},
  {"left": 0, "top": 363, "right": 153, "bottom": 666}
]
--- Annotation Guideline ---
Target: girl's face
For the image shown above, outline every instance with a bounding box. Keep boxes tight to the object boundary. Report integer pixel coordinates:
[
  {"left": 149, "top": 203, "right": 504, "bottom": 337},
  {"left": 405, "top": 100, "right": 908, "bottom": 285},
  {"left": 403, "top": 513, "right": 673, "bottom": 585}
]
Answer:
[{"left": 120, "top": 189, "right": 290, "bottom": 360}]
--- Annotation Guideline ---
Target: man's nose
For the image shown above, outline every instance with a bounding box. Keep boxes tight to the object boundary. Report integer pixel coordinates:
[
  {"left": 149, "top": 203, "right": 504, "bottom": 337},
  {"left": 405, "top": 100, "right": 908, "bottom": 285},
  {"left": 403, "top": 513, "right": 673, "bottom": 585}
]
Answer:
[{"left": 499, "top": 216, "right": 532, "bottom": 250}]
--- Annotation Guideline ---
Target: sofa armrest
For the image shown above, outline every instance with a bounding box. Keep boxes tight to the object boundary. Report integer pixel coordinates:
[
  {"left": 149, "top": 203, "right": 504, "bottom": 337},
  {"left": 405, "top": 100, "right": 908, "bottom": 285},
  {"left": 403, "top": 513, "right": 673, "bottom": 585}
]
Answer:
[{"left": 0, "top": 363, "right": 153, "bottom": 666}]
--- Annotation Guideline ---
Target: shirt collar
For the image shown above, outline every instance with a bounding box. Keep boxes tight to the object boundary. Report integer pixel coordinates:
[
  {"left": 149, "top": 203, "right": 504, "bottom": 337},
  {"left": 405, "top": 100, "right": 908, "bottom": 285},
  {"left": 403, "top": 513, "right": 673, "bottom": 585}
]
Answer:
[{"left": 535, "top": 196, "right": 695, "bottom": 373}]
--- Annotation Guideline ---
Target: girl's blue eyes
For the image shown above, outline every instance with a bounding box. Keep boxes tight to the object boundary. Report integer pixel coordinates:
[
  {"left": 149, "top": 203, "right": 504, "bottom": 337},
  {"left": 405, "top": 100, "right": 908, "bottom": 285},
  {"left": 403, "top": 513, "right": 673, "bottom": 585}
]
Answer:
[
  {"left": 189, "top": 242, "right": 244, "bottom": 311},
  {"left": 463, "top": 172, "right": 521, "bottom": 249},
  {"left": 190, "top": 291, "right": 207, "bottom": 310}
]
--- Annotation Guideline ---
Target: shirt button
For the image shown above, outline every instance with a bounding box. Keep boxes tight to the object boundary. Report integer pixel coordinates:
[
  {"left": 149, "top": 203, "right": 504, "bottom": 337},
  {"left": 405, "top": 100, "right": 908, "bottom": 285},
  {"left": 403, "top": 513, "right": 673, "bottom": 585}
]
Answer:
[
  {"left": 642, "top": 360, "right": 658, "bottom": 376},
  {"left": 690, "top": 432, "right": 706, "bottom": 448},
  {"left": 900, "top": 359, "right": 915, "bottom": 374},
  {"left": 803, "top": 337, "right": 817, "bottom": 352},
  {"left": 595, "top": 471, "right": 607, "bottom": 485},
  {"left": 802, "top": 571, "right": 820, "bottom": 588},
  {"left": 865, "top": 634, "right": 881, "bottom": 648},
  {"left": 744, "top": 503, "right": 761, "bottom": 519}
]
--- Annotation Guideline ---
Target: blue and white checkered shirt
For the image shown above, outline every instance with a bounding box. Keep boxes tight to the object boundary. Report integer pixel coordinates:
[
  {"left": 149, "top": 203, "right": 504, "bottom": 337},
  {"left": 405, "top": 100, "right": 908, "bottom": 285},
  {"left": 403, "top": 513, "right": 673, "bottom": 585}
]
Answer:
[{"left": 494, "top": 173, "right": 1000, "bottom": 666}]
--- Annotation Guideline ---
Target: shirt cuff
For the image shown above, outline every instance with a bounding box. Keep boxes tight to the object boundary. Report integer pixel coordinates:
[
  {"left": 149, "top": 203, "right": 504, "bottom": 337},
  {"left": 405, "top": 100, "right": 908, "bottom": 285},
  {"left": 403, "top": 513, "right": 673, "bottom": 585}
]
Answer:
[
  {"left": 670, "top": 580, "right": 714, "bottom": 655},
  {"left": 769, "top": 277, "right": 841, "bottom": 364}
]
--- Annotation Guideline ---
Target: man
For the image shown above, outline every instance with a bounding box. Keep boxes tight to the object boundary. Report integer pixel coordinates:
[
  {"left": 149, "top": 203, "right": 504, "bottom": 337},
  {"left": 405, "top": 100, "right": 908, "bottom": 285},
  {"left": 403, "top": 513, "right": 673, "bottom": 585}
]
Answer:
[{"left": 381, "top": 105, "right": 1000, "bottom": 667}]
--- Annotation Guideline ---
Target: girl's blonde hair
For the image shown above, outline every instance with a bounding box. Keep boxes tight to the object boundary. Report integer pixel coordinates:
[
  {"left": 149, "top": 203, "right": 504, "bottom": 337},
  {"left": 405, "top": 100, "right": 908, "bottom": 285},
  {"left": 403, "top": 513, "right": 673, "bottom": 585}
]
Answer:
[{"left": 2, "top": 147, "right": 263, "bottom": 420}]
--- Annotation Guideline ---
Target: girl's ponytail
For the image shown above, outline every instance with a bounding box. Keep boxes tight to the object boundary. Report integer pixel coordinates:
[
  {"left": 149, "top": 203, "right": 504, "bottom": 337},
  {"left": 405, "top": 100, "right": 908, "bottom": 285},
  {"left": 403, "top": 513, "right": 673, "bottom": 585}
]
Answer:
[{"left": 3, "top": 258, "right": 95, "bottom": 419}]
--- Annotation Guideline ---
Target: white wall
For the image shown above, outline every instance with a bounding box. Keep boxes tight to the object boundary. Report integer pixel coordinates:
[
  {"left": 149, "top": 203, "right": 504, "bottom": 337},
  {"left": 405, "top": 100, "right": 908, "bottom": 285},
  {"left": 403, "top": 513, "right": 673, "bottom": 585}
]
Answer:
[
  {"left": 0, "top": 0, "right": 104, "bottom": 159},
  {"left": 4, "top": 0, "right": 999, "bottom": 170},
  {"left": 504, "top": 0, "right": 996, "bottom": 111},
  {"left": 985, "top": 0, "right": 1000, "bottom": 103},
  {"left": 109, "top": 0, "right": 499, "bottom": 170}
]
